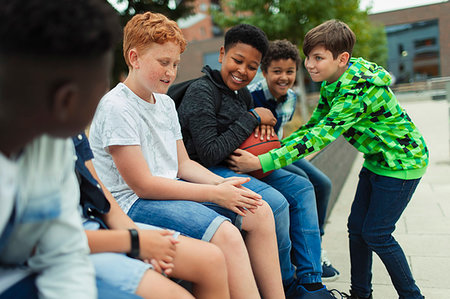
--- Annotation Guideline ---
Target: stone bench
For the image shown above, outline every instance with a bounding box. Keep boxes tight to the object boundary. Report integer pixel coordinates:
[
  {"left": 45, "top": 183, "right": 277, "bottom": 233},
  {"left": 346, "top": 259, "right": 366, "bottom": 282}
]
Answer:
[{"left": 309, "top": 135, "right": 358, "bottom": 221}]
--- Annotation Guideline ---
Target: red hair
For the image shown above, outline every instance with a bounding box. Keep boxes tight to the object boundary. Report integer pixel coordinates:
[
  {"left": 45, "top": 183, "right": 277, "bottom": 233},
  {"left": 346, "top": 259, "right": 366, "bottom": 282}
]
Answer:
[{"left": 123, "top": 12, "right": 186, "bottom": 68}]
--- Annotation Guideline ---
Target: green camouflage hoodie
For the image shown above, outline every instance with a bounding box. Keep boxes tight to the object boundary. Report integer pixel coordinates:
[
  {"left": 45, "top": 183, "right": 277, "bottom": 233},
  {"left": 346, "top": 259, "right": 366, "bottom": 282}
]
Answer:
[{"left": 259, "top": 57, "right": 428, "bottom": 180}]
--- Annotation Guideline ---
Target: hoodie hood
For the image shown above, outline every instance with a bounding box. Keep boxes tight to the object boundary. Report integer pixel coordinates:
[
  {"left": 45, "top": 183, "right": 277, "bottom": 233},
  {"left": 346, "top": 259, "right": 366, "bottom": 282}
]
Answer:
[
  {"left": 324, "top": 57, "right": 392, "bottom": 93},
  {"left": 202, "top": 65, "right": 229, "bottom": 91}
]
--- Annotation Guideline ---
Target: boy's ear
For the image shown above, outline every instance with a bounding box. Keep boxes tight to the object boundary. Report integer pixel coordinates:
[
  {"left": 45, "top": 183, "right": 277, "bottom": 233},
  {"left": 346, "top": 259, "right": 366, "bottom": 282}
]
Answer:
[
  {"left": 128, "top": 48, "right": 140, "bottom": 69},
  {"left": 338, "top": 52, "right": 350, "bottom": 67},
  {"left": 52, "top": 82, "right": 79, "bottom": 122},
  {"left": 262, "top": 70, "right": 268, "bottom": 78},
  {"left": 218, "top": 46, "right": 225, "bottom": 64}
]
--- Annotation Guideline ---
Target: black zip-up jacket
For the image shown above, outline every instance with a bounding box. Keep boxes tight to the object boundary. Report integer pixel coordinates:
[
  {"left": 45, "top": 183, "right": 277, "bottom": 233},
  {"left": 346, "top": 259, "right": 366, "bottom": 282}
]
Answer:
[{"left": 177, "top": 65, "right": 258, "bottom": 167}]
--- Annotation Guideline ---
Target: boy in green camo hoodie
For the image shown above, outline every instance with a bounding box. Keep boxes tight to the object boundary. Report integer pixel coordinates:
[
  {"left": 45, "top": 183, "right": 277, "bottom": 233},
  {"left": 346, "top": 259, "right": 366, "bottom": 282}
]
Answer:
[{"left": 228, "top": 20, "right": 427, "bottom": 299}]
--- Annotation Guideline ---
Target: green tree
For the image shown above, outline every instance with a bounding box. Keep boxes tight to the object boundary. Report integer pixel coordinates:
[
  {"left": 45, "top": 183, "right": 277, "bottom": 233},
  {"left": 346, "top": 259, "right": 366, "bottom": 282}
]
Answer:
[
  {"left": 108, "top": 0, "right": 196, "bottom": 84},
  {"left": 212, "top": 0, "right": 387, "bottom": 123},
  {"left": 213, "top": 0, "right": 387, "bottom": 66}
]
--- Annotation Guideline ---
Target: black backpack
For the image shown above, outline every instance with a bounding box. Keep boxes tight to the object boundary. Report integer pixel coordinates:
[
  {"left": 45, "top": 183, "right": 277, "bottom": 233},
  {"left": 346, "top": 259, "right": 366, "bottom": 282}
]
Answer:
[{"left": 167, "top": 75, "right": 222, "bottom": 112}]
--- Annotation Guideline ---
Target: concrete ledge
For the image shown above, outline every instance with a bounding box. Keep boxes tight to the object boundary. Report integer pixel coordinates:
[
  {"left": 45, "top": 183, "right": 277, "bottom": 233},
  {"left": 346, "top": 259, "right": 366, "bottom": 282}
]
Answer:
[{"left": 309, "top": 135, "right": 358, "bottom": 220}]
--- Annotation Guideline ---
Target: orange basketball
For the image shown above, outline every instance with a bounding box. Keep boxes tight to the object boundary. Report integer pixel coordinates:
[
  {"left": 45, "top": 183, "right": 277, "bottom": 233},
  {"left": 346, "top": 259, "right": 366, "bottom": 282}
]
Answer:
[{"left": 238, "top": 133, "right": 281, "bottom": 179}]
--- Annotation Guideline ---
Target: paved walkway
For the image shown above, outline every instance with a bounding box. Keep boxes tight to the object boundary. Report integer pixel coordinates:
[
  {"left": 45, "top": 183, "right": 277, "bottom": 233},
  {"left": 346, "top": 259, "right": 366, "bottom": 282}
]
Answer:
[{"left": 322, "top": 96, "right": 450, "bottom": 298}]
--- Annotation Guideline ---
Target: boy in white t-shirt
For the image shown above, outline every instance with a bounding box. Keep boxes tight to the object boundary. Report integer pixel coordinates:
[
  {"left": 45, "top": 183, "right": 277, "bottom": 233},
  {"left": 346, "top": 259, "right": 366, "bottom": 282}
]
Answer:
[{"left": 89, "top": 12, "right": 284, "bottom": 298}]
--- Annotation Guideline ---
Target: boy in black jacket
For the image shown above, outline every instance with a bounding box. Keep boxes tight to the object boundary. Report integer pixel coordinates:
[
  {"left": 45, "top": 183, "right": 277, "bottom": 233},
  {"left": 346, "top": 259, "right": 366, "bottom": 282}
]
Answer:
[{"left": 178, "top": 24, "right": 338, "bottom": 299}]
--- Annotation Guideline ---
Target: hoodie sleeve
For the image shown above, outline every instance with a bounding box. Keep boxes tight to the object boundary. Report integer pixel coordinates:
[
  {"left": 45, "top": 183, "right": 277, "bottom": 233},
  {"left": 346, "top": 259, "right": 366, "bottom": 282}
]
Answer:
[{"left": 259, "top": 86, "right": 370, "bottom": 173}]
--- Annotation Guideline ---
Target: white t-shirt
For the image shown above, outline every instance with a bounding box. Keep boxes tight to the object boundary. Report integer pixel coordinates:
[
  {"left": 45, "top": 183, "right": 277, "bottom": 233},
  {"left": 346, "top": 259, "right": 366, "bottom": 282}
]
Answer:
[
  {"left": 89, "top": 83, "right": 182, "bottom": 213},
  {"left": 0, "top": 136, "right": 94, "bottom": 298}
]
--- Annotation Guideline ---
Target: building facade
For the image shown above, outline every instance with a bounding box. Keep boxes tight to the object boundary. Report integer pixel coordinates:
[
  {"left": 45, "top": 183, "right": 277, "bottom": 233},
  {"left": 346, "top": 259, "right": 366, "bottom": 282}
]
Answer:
[
  {"left": 176, "top": 1, "right": 450, "bottom": 84},
  {"left": 369, "top": 1, "right": 450, "bottom": 82}
]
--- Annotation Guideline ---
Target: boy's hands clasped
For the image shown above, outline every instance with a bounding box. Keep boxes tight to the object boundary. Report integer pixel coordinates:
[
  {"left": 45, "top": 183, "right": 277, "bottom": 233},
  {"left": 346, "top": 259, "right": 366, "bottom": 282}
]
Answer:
[
  {"left": 213, "top": 177, "right": 263, "bottom": 216},
  {"left": 138, "top": 229, "right": 179, "bottom": 276}
]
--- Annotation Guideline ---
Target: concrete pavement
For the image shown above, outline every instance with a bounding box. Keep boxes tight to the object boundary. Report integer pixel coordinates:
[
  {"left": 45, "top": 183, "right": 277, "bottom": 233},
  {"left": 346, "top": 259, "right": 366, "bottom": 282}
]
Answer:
[{"left": 322, "top": 96, "right": 450, "bottom": 298}]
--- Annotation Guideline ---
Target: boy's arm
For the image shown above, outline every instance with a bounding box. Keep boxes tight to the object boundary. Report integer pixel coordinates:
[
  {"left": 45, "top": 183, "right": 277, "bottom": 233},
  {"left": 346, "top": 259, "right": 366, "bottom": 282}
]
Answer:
[
  {"left": 259, "top": 91, "right": 368, "bottom": 172},
  {"left": 84, "top": 159, "right": 177, "bottom": 274},
  {"left": 281, "top": 94, "right": 329, "bottom": 144},
  {"left": 84, "top": 159, "right": 138, "bottom": 230},
  {"left": 108, "top": 144, "right": 262, "bottom": 216},
  {"left": 176, "top": 139, "right": 224, "bottom": 184},
  {"left": 234, "top": 91, "right": 368, "bottom": 173},
  {"left": 179, "top": 82, "right": 259, "bottom": 167}
]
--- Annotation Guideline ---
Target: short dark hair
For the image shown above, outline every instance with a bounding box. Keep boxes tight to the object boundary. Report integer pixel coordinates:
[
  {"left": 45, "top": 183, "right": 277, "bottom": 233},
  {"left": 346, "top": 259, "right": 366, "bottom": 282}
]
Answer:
[
  {"left": 261, "top": 39, "right": 301, "bottom": 72},
  {"left": 224, "top": 24, "right": 269, "bottom": 57},
  {"left": 303, "top": 19, "right": 356, "bottom": 59},
  {"left": 0, "top": 0, "right": 121, "bottom": 59}
]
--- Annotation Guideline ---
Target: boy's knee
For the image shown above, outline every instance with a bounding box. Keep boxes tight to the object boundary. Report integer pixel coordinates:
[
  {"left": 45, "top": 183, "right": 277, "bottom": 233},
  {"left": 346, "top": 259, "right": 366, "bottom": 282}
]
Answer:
[
  {"left": 213, "top": 221, "right": 243, "bottom": 246},
  {"left": 321, "top": 176, "right": 332, "bottom": 192},
  {"left": 255, "top": 201, "right": 274, "bottom": 221},
  {"left": 204, "top": 243, "right": 227, "bottom": 267},
  {"left": 361, "top": 231, "right": 394, "bottom": 249}
]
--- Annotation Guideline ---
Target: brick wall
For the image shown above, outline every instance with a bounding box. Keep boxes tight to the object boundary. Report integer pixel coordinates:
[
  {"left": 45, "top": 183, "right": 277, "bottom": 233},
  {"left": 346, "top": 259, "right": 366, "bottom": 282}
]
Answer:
[{"left": 177, "top": 37, "right": 223, "bottom": 83}]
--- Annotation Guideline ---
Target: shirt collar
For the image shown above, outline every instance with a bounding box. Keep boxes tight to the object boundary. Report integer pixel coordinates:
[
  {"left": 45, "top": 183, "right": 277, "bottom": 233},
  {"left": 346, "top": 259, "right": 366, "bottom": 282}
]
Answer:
[{"left": 261, "top": 80, "right": 279, "bottom": 103}]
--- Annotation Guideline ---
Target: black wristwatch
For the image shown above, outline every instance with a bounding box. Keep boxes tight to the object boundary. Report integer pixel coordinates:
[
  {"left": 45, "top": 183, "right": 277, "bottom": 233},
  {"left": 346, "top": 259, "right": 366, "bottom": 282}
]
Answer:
[
  {"left": 249, "top": 108, "right": 261, "bottom": 124},
  {"left": 127, "top": 229, "right": 140, "bottom": 258}
]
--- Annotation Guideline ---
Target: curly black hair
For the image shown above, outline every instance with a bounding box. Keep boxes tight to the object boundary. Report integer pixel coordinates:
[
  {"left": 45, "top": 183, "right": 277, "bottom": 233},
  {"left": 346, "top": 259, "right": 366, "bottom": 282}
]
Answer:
[
  {"left": 224, "top": 24, "right": 269, "bottom": 58},
  {"left": 260, "top": 39, "right": 301, "bottom": 72},
  {"left": 0, "top": 0, "right": 121, "bottom": 58}
]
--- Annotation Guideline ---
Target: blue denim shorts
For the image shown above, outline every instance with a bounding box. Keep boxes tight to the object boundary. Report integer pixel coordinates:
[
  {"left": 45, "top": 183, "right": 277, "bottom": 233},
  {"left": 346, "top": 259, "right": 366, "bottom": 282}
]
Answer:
[
  {"left": 127, "top": 199, "right": 240, "bottom": 242},
  {"left": 90, "top": 252, "right": 152, "bottom": 294},
  {"left": 85, "top": 221, "right": 181, "bottom": 295}
]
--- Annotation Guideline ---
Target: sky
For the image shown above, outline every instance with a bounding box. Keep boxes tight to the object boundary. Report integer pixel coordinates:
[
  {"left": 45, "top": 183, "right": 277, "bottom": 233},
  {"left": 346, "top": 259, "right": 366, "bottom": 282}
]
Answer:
[
  {"left": 360, "top": 0, "right": 447, "bottom": 13},
  {"left": 108, "top": 0, "right": 447, "bottom": 14}
]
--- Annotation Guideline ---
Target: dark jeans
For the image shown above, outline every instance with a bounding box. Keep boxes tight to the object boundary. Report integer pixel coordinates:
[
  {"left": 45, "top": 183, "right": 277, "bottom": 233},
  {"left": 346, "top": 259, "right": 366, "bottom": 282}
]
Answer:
[
  {"left": 0, "top": 274, "right": 38, "bottom": 299},
  {"left": 348, "top": 167, "right": 423, "bottom": 299},
  {"left": 0, "top": 273, "right": 142, "bottom": 299}
]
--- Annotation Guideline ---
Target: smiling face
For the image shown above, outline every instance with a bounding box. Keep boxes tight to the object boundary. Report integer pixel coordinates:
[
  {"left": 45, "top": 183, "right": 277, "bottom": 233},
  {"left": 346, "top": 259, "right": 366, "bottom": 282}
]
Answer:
[
  {"left": 304, "top": 45, "right": 349, "bottom": 83},
  {"left": 127, "top": 41, "right": 181, "bottom": 100},
  {"left": 219, "top": 42, "right": 262, "bottom": 91},
  {"left": 263, "top": 58, "right": 297, "bottom": 100}
]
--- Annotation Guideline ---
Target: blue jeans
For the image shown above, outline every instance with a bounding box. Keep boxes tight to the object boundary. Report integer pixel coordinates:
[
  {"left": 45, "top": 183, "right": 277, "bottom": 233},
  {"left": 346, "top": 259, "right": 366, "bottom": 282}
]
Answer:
[
  {"left": 284, "top": 159, "right": 332, "bottom": 237},
  {"left": 348, "top": 167, "right": 423, "bottom": 299},
  {"left": 209, "top": 165, "right": 322, "bottom": 285}
]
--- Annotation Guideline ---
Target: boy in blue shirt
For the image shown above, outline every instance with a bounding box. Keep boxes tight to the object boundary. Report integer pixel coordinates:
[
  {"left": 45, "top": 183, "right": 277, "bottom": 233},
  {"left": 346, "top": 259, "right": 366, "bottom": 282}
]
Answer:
[
  {"left": 0, "top": 0, "right": 124, "bottom": 298},
  {"left": 248, "top": 39, "right": 339, "bottom": 282}
]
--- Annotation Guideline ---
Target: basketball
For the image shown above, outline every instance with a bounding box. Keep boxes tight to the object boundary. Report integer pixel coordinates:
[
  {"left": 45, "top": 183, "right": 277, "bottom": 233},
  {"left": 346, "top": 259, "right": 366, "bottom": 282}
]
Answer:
[{"left": 238, "top": 133, "right": 281, "bottom": 179}]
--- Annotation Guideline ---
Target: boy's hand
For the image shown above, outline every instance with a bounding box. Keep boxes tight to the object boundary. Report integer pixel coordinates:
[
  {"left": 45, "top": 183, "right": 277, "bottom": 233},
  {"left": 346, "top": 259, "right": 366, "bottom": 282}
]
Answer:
[
  {"left": 138, "top": 229, "right": 179, "bottom": 276},
  {"left": 226, "top": 149, "right": 263, "bottom": 173},
  {"left": 254, "top": 107, "right": 277, "bottom": 126},
  {"left": 214, "top": 177, "right": 263, "bottom": 216},
  {"left": 254, "top": 125, "right": 275, "bottom": 141}
]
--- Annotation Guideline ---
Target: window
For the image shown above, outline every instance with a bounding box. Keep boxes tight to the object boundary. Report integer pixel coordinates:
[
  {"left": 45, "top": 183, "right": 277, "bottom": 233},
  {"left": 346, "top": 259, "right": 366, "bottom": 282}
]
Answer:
[{"left": 414, "top": 38, "right": 436, "bottom": 48}]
